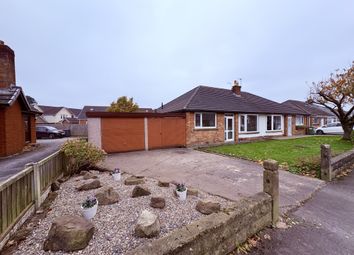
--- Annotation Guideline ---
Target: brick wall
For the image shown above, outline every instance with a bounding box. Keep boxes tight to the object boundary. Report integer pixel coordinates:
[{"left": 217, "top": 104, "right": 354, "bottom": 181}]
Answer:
[
  {"left": 30, "top": 115, "right": 36, "bottom": 143},
  {"left": 0, "top": 109, "right": 5, "bottom": 156},
  {"left": 186, "top": 112, "right": 224, "bottom": 147},
  {"left": 292, "top": 115, "right": 308, "bottom": 136},
  {"left": 0, "top": 101, "right": 25, "bottom": 156},
  {"left": 0, "top": 42, "right": 16, "bottom": 89}
]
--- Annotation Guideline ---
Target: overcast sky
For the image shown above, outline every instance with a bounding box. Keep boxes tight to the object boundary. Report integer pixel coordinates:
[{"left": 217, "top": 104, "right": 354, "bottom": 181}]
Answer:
[{"left": 1, "top": 0, "right": 354, "bottom": 109}]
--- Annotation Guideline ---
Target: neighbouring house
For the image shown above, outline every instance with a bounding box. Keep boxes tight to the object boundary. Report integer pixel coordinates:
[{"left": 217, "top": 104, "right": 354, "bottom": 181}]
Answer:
[
  {"left": 87, "top": 81, "right": 306, "bottom": 153},
  {"left": 281, "top": 100, "right": 337, "bottom": 131},
  {"left": 0, "top": 40, "right": 41, "bottom": 157},
  {"left": 157, "top": 82, "right": 305, "bottom": 146},
  {"left": 37, "top": 105, "right": 81, "bottom": 124}
]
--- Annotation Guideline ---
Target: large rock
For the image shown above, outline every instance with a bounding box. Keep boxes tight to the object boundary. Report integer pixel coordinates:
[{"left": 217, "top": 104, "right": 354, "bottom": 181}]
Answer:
[
  {"left": 83, "top": 172, "right": 98, "bottom": 180},
  {"left": 132, "top": 186, "right": 151, "bottom": 198},
  {"left": 150, "top": 197, "right": 165, "bottom": 209},
  {"left": 187, "top": 188, "right": 199, "bottom": 197},
  {"left": 43, "top": 215, "right": 94, "bottom": 252},
  {"left": 134, "top": 210, "right": 160, "bottom": 238},
  {"left": 196, "top": 199, "right": 221, "bottom": 215},
  {"left": 51, "top": 181, "right": 60, "bottom": 192},
  {"left": 76, "top": 180, "right": 101, "bottom": 191},
  {"left": 157, "top": 179, "right": 170, "bottom": 187},
  {"left": 125, "top": 176, "right": 145, "bottom": 185},
  {"left": 95, "top": 187, "right": 119, "bottom": 205}
]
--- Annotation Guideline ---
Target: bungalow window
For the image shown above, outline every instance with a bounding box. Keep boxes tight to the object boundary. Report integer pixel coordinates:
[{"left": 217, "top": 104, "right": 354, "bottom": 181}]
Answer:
[
  {"left": 313, "top": 117, "right": 320, "bottom": 124},
  {"left": 296, "top": 115, "right": 304, "bottom": 126},
  {"left": 195, "top": 112, "right": 216, "bottom": 128},
  {"left": 240, "top": 114, "right": 258, "bottom": 132},
  {"left": 267, "top": 115, "right": 282, "bottom": 131}
]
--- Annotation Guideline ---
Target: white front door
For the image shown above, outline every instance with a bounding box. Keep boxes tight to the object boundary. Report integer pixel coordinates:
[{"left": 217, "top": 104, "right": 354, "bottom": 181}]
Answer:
[
  {"left": 224, "top": 114, "right": 234, "bottom": 142},
  {"left": 287, "top": 116, "right": 292, "bottom": 136}
]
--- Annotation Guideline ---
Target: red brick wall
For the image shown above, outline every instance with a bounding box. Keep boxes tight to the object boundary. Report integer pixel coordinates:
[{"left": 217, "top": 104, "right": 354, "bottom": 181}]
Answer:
[
  {"left": 0, "top": 109, "right": 6, "bottom": 156},
  {"left": 185, "top": 112, "right": 224, "bottom": 147},
  {"left": 30, "top": 115, "right": 36, "bottom": 143},
  {"left": 0, "top": 101, "right": 26, "bottom": 156}
]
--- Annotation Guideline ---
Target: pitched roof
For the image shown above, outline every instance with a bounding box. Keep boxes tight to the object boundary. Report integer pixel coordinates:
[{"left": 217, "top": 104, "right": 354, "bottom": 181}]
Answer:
[
  {"left": 0, "top": 85, "right": 41, "bottom": 114},
  {"left": 281, "top": 100, "right": 334, "bottom": 116},
  {"left": 68, "top": 108, "right": 81, "bottom": 117},
  {"left": 78, "top": 106, "right": 108, "bottom": 120},
  {"left": 38, "top": 105, "right": 63, "bottom": 115},
  {"left": 158, "top": 85, "right": 304, "bottom": 115}
]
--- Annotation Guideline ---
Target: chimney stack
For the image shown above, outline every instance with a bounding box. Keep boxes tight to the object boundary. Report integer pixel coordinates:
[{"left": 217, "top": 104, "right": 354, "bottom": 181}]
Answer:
[
  {"left": 0, "top": 40, "right": 16, "bottom": 88},
  {"left": 231, "top": 80, "right": 241, "bottom": 96}
]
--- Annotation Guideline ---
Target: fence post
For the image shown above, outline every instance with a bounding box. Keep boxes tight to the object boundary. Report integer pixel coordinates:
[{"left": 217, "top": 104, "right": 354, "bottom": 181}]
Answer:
[
  {"left": 263, "top": 159, "right": 279, "bottom": 227},
  {"left": 320, "top": 144, "right": 332, "bottom": 181},
  {"left": 33, "top": 162, "right": 41, "bottom": 209}
]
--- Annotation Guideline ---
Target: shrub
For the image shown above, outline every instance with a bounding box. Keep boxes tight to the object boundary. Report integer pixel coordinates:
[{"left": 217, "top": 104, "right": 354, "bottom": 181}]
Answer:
[
  {"left": 61, "top": 139, "right": 105, "bottom": 176},
  {"left": 293, "top": 155, "right": 321, "bottom": 178}
]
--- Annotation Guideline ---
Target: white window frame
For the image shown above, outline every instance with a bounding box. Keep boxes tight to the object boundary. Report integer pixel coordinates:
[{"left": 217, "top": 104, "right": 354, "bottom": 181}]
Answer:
[
  {"left": 266, "top": 115, "right": 282, "bottom": 131},
  {"left": 239, "top": 114, "right": 259, "bottom": 133},
  {"left": 296, "top": 115, "right": 304, "bottom": 126},
  {"left": 194, "top": 112, "right": 217, "bottom": 129}
]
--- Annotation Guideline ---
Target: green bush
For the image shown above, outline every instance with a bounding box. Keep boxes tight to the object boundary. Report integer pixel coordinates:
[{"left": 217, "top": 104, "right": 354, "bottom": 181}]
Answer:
[
  {"left": 293, "top": 156, "right": 321, "bottom": 178},
  {"left": 61, "top": 139, "right": 105, "bottom": 176}
]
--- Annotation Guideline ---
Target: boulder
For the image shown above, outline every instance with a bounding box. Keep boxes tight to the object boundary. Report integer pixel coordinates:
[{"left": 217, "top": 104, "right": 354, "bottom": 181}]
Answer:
[
  {"left": 124, "top": 176, "right": 145, "bottom": 185},
  {"left": 134, "top": 210, "right": 160, "bottom": 238},
  {"left": 196, "top": 199, "right": 221, "bottom": 215},
  {"left": 43, "top": 215, "right": 94, "bottom": 252},
  {"left": 150, "top": 197, "right": 165, "bottom": 209},
  {"left": 187, "top": 188, "right": 199, "bottom": 197},
  {"left": 95, "top": 187, "right": 119, "bottom": 205},
  {"left": 76, "top": 180, "right": 101, "bottom": 191},
  {"left": 83, "top": 172, "right": 98, "bottom": 180},
  {"left": 157, "top": 179, "right": 170, "bottom": 187},
  {"left": 132, "top": 186, "right": 151, "bottom": 198},
  {"left": 51, "top": 181, "right": 60, "bottom": 192}
]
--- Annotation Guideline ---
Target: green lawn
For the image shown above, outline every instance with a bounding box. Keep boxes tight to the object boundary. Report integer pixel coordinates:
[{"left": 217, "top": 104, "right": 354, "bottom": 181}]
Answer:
[{"left": 204, "top": 136, "right": 353, "bottom": 177}]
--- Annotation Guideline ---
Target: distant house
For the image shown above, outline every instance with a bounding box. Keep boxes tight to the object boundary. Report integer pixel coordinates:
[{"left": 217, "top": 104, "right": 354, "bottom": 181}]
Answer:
[
  {"left": 78, "top": 106, "right": 153, "bottom": 125},
  {"left": 0, "top": 41, "right": 41, "bottom": 157},
  {"left": 281, "top": 100, "right": 337, "bottom": 130},
  {"left": 38, "top": 105, "right": 81, "bottom": 124}
]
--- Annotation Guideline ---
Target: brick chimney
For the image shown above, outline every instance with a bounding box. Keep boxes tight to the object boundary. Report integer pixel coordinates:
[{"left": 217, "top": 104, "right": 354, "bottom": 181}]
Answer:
[
  {"left": 0, "top": 40, "right": 16, "bottom": 88},
  {"left": 231, "top": 80, "right": 241, "bottom": 96}
]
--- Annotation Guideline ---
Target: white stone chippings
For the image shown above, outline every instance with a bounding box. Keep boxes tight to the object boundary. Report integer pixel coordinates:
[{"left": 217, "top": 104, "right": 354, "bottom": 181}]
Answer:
[{"left": 14, "top": 173, "right": 233, "bottom": 255}]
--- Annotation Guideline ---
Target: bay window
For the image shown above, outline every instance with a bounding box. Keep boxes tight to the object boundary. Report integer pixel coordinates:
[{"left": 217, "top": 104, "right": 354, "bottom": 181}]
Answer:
[
  {"left": 267, "top": 115, "right": 282, "bottom": 131},
  {"left": 239, "top": 114, "right": 258, "bottom": 132},
  {"left": 195, "top": 112, "right": 216, "bottom": 128}
]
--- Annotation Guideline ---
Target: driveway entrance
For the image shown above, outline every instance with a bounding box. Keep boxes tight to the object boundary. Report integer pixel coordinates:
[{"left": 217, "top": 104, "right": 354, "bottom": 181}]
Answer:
[{"left": 105, "top": 148, "right": 324, "bottom": 212}]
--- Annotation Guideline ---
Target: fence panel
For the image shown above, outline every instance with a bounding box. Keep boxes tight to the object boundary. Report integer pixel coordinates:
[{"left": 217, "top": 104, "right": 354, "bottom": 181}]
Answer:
[
  {"left": 0, "top": 151, "right": 65, "bottom": 244},
  {"left": 0, "top": 167, "right": 35, "bottom": 240}
]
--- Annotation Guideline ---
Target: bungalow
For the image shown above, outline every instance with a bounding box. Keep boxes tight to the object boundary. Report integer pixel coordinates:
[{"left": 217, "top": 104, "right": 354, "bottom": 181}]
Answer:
[
  {"left": 158, "top": 81, "right": 305, "bottom": 147},
  {"left": 38, "top": 105, "right": 81, "bottom": 124},
  {"left": 281, "top": 100, "right": 337, "bottom": 131},
  {"left": 0, "top": 41, "right": 41, "bottom": 157}
]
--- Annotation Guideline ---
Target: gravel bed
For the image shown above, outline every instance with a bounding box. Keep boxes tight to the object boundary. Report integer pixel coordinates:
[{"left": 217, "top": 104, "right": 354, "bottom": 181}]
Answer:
[{"left": 14, "top": 172, "right": 233, "bottom": 255}]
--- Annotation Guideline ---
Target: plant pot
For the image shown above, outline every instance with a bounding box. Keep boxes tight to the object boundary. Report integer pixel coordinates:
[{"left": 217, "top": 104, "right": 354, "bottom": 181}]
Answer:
[
  {"left": 112, "top": 173, "right": 121, "bottom": 181},
  {"left": 81, "top": 202, "right": 98, "bottom": 220},
  {"left": 176, "top": 188, "right": 187, "bottom": 201}
]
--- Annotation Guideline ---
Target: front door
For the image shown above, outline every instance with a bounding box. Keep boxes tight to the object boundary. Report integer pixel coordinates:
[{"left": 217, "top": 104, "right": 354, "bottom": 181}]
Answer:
[
  {"left": 287, "top": 116, "right": 292, "bottom": 136},
  {"left": 224, "top": 114, "right": 234, "bottom": 142}
]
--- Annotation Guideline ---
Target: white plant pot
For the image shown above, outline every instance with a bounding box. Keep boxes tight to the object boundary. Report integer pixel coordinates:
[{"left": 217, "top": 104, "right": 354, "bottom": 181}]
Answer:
[
  {"left": 112, "top": 173, "right": 121, "bottom": 181},
  {"left": 176, "top": 189, "right": 187, "bottom": 201},
  {"left": 81, "top": 202, "right": 98, "bottom": 220}
]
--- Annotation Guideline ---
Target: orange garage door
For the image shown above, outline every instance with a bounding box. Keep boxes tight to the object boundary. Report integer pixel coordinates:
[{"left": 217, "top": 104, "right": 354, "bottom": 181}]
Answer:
[
  {"left": 101, "top": 118, "right": 145, "bottom": 153},
  {"left": 148, "top": 117, "right": 186, "bottom": 149}
]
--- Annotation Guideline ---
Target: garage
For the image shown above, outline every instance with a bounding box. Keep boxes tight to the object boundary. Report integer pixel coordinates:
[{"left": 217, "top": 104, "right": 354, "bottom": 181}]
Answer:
[{"left": 87, "top": 112, "right": 186, "bottom": 153}]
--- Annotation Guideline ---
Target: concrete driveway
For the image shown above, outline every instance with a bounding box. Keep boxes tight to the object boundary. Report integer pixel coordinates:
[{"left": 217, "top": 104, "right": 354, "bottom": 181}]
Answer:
[
  {"left": 0, "top": 138, "right": 68, "bottom": 183},
  {"left": 105, "top": 148, "right": 324, "bottom": 213}
]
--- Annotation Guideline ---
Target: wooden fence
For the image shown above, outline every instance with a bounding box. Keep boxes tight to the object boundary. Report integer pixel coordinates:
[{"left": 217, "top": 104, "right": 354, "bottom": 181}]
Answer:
[{"left": 0, "top": 151, "right": 66, "bottom": 247}]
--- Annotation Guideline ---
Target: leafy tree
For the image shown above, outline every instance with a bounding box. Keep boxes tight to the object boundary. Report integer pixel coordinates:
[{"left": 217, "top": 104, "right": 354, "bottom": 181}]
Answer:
[
  {"left": 308, "top": 62, "right": 354, "bottom": 140},
  {"left": 107, "top": 96, "right": 139, "bottom": 112}
]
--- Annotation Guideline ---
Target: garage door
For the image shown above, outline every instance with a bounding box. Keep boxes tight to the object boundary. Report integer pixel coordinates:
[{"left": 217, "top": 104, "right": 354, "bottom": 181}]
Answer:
[
  {"left": 148, "top": 117, "right": 186, "bottom": 149},
  {"left": 101, "top": 118, "right": 145, "bottom": 153}
]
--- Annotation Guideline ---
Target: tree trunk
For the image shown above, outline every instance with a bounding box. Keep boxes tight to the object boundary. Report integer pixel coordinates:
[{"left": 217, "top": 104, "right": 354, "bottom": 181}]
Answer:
[{"left": 342, "top": 123, "right": 353, "bottom": 140}]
